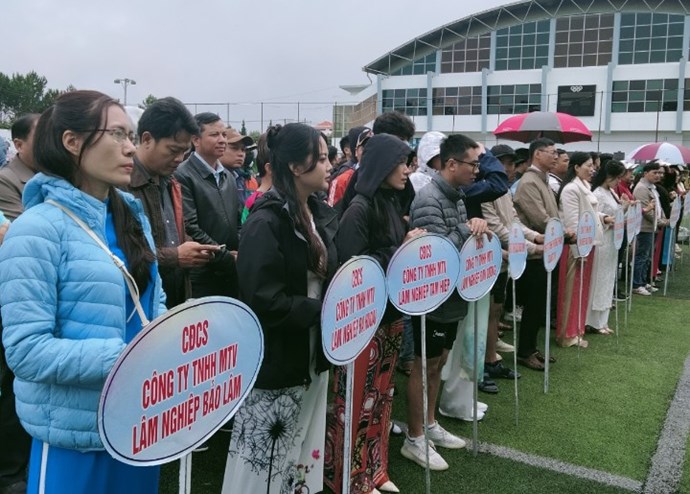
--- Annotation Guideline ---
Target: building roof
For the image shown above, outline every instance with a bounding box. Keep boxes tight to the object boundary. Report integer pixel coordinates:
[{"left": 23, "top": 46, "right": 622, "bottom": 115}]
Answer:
[{"left": 363, "top": 0, "right": 690, "bottom": 75}]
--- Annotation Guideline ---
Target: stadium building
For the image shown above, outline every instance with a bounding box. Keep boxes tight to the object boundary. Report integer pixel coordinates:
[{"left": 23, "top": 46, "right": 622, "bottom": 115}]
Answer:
[{"left": 335, "top": 0, "right": 690, "bottom": 154}]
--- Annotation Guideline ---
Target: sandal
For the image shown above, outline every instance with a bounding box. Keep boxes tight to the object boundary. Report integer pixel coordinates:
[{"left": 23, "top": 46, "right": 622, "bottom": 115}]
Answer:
[
  {"left": 585, "top": 325, "right": 611, "bottom": 335},
  {"left": 396, "top": 361, "right": 412, "bottom": 377}
]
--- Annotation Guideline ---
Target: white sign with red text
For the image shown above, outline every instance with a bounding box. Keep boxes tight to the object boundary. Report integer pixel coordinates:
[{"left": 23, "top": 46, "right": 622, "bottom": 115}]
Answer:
[
  {"left": 543, "top": 218, "right": 565, "bottom": 272},
  {"left": 387, "top": 233, "right": 462, "bottom": 315},
  {"left": 99, "top": 297, "right": 263, "bottom": 466},
  {"left": 613, "top": 207, "right": 625, "bottom": 250},
  {"left": 457, "top": 234, "right": 502, "bottom": 302},
  {"left": 576, "top": 211, "right": 596, "bottom": 258},
  {"left": 508, "top": 222, "right": 528, "bottom": 280},
  {"left": 321, "top": 256, "right": 388, "bottom": 365}
]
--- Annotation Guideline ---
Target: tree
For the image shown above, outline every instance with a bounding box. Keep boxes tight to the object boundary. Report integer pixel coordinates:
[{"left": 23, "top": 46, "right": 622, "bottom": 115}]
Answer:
[
  {"left": 240, "top": 120, "right": 247, "bottom": 136},
  {"left": 139, "top": 94, "right": 158, "bottom": 110},
  {"left": 0, "top": 71, "right": 71, "bottom": 126},
  {"left": 249, "top": 130, "right": 261, "bottom": 143}
]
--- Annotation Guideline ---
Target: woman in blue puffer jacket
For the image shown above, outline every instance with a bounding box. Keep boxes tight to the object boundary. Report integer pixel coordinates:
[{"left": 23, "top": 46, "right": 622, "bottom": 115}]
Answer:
[{"left": 0, "top": 90, "right": 166, "bottom": 494}]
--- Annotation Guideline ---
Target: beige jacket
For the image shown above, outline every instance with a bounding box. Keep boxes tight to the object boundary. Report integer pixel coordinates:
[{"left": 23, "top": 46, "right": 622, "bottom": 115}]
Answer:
[
  {"left": 482, "top": 192, "right": 542, "bottom": 271},
  {"left": 558, "top": 177, "right": 606, "bottom": 246},
  {"left": 633, "top": 178, "right": 665, "bottom": 233},
  {"left": 0, "top": 155, "right": 35, "bottom": 221},
  {"left": 513, "top": 166, "right": 559, "bottom": 233}
]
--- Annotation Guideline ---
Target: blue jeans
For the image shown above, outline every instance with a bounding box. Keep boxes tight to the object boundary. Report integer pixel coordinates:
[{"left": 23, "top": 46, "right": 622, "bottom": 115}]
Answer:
[{"left": 633, "top": 232, "right": 653, "bottom": 288}]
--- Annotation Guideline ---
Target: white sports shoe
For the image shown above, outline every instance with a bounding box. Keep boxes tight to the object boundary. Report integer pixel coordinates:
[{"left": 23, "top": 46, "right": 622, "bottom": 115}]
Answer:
[
  {"left": 496, "top": 338, "right": 515, "bottom": 353},
  {"left": 439, "top": 406, "right": 486, "bottom": 422},
  {"left": 632, "top": 287, "right": 651, "bottom": 296},
  {"left": 426, "top": 421, "right": 466, "bottom": 449},
  {"left": 645, "top": 284, "right": 659, "bottom": 293},
  {"left": 401, "top": 436, "right": 449, "bottom": 471}
]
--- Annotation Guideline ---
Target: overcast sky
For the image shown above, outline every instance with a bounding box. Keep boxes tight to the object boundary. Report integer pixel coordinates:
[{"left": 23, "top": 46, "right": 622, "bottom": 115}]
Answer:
[{"left": 4, "top": 0, "right": 510, "bottom": 131}]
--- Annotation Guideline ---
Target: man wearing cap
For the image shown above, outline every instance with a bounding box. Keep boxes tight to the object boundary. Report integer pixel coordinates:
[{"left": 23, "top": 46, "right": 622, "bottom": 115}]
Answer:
[
  {"left": 410, "top": 131, "right": 445, "bottom": 192},
  {"left": 220, "top": 128, "right": 256, "bottom": 209},
  {"left": 175, "top": 113, "right": 240, "bottom": 298}
]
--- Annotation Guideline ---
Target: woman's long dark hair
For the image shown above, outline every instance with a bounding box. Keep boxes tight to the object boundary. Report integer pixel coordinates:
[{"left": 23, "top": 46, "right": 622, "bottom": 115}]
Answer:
[
  {"left": 33, "top": 90, "right": 154, "bottom": 293},
  {"left": 557, "top": 151, "right": 592, "bottom": 203},
  {"left": 591, "top": 160, "right": 626, "bottom": 191},
  {"left": 266, "top": 123, "right": 327, "bottom": 277}
]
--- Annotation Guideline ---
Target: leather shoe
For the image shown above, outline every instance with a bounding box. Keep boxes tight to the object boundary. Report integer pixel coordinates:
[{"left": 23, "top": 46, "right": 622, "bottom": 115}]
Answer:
[
  {"left": 517, "top": 352, "right": 545, "bottom": 371},
  {"left": 535, "top": 350, "right": 555, "bottom": 363}
]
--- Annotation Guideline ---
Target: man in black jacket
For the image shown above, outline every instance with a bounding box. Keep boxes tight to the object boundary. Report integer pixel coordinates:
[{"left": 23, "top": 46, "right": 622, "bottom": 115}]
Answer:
[{"left": 174, "top": 113, "right": 240, "bottom": 298}]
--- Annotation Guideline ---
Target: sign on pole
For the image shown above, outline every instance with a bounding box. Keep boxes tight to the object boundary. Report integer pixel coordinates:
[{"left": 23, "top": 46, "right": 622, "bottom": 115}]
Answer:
[
  {"left": 543, "top": 219, "right": 565, "bottom": 273},
  {"left": 613, "top": 207, "right": 625, "bottom": 250},
  {"left": 457, "top": 234, "right": 503, "bottom": 302},
  {"left": 321, "top": 256, "right": 388, "bottom": 366},
  {"left": 457, "top": 233, "right": 502, "bottom": 455},
  {"left": 321, "top": 256, "right": 388, "bottom": 494},
  {"left": 99, "top": 296, "right": 264, "bottom": 466},
  {"left": 508, "top": 222, "right": 528, "bottom": 280},
  {"left": 543, "top": 218, "right": 564, "bottom": 393},
  {"left": 387, "top": 234, "right": 462, "bottom": 314},
  {"left": 576, "top": 210, "right": 596, "bottom": 258},
  {"left": 387, "top": 233, "right": 462, "bottom": 492}
]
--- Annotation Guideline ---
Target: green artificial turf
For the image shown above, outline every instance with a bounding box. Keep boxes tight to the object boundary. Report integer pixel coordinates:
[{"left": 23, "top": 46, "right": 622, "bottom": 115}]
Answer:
[{"left": 159, "top": 246, "right": 690, "bottom": 493}]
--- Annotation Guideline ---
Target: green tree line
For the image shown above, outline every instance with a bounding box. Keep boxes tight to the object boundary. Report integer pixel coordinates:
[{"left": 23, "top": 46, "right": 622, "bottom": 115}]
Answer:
[{"left": 0, "top": 71, "right": 75, "bottom": 128}]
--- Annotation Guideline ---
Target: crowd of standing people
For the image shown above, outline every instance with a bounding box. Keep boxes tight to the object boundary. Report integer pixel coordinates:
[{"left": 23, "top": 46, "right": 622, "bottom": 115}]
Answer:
[{"left": 0, "top": 90, "right": 687, "bottom": 494}]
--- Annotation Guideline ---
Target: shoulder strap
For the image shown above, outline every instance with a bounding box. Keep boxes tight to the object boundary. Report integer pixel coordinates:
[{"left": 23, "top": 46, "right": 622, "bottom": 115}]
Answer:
[{"left": 46, "top": 199, "right": 150, "bottom": 327}]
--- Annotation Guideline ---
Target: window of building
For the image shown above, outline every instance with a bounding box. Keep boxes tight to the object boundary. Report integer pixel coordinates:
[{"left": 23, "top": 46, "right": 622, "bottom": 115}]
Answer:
[
  {"left": 611, "top": 79, "right": 683, "bottom": 112},
  {"left": 432, "top": 86, "right": 483, "bottom": 115},
  {"left": 618, "top": 13, "right": 685, "bottom": 65},
  {"left": 554, "top": 14, "right": 614, "bottom": 68},
  {"left": 392, "top": 52, "right": 437, "bottom": 76},
  {"left": 382, "top": 88, "right": 428, "bottom": 116},
  {"left": 440, "top": 35, "right": 491, "bottom": 74},
  {"left": 495, "top": 20, "right": 550, "bottom": 71},
  {"left": 487, "top": 84, "right": 542, "bottom": 114}
]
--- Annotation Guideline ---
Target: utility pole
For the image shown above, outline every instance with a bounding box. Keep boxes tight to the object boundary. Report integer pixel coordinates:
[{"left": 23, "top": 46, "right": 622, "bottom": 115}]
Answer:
[{"left": 114, "top": 78, "right": 136, "bottom": 105}]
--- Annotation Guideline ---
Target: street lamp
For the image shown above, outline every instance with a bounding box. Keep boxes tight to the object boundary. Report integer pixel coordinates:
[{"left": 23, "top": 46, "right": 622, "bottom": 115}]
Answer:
[{"left": 114, "top": 78, "right": 136, "bottom": 105}]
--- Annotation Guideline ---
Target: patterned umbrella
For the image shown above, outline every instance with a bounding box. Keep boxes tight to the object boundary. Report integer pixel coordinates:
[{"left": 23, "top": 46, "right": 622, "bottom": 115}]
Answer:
[
  {"left": 627, "top": 142, "right": 690, "bottom": 164},
  {"left": 493, "top": 111, "right": 592, "bottom": 144}
]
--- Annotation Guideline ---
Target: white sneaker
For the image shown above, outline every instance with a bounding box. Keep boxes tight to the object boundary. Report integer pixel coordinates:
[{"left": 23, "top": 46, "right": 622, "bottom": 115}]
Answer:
[
  {"left": 645, "top": 284, "right": 659, "bottom": 293},
  {"left": 378, "top": 480, "right": 400, "bottom": 493},
  {"left": 495, "top": 338, "right": 515, "bottom": 353},
  {"left": 478, "top": 401, "right": 489, "bottom": 413},
  {"left": 426, "top": 421, "right": 466, "bottom": 449},
  {"left": 401, "top": 436, "right": 449, "bottom": 471},
  {"left": 633, "top": 287, "right": 651, "bottom": 296},
  {"left": 439, "top": 406, "right": 486, "bottom": 422}
]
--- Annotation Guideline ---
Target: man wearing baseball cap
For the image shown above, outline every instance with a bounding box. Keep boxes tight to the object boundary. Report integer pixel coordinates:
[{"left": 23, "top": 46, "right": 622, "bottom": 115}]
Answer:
[{"left": 221, "top": 128, "right": 256, "bottom": 208}]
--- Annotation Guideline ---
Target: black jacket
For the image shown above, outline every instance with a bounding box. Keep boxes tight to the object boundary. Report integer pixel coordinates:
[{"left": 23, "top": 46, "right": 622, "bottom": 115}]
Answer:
[
  {"left": 237, "top": 190, "right": 338, "bottom": 389},
  {"left": 174, "top": 153, "right": 239, "bottom": 297},
  {"left": 337, "top": 134, "right": 411, "bottom": 323}
]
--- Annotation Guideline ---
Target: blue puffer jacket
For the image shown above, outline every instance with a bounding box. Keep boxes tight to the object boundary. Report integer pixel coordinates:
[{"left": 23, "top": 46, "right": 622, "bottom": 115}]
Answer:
[{"left": 0, "top": 174, "right": 166, "bottom": 451}]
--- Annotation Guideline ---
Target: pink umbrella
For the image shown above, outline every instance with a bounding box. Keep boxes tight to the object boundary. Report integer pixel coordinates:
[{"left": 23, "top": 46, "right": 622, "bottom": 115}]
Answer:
[
  {"left": 627, "top": 142, "right": 690, "bottom": 164},
  {"left": 493, "top": 111, "right": 592, "bottom": 144}
]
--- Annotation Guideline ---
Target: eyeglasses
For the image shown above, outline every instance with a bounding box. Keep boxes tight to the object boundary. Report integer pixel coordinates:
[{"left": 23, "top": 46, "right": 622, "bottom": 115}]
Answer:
[
  {"left": 449, "top": 157, "right": 480, "bottom": 170},
  {"left": 94, "top": 128, "right": 137, "bottom": 145}
]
